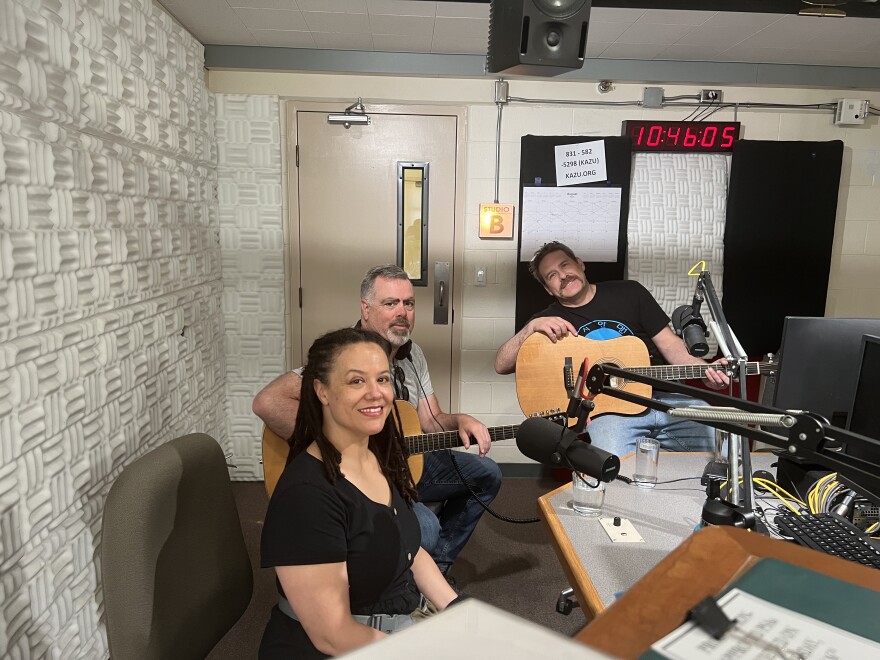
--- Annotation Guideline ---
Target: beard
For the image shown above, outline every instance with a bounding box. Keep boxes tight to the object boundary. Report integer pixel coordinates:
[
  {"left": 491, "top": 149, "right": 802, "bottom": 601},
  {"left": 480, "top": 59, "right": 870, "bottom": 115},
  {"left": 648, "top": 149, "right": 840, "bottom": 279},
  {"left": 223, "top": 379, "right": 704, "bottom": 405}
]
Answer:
[{"left": 384, "top": 321, "right": 412, "bottom": 347}]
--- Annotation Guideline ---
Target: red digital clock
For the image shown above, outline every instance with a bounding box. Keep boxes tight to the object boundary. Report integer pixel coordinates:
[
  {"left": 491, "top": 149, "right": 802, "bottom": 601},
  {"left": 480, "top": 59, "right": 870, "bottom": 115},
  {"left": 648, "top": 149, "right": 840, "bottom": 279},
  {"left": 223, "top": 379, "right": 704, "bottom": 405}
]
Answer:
[{"left": 622, "top": 120, "right": 741, "bottom": 152}]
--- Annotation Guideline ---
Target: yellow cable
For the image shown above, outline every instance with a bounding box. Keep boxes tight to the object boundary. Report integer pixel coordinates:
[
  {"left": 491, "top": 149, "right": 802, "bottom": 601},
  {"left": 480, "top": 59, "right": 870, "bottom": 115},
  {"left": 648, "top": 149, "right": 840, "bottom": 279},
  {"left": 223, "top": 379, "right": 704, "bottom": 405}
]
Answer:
[
  {"left": 754, "top": 479, "right": 806, "bottom": 507},
  {"left": 754, "top": 479, "right": 804, "bottom": 516}
]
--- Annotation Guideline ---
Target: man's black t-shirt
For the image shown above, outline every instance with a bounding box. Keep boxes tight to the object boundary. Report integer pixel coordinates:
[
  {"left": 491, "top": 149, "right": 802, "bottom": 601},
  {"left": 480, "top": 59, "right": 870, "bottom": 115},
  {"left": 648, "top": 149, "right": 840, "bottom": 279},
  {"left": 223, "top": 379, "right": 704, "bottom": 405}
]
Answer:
[
  {"left": 260, "top": 451, "right": 421, "bottom": 659},
  {"left": 531, "top": 280, "right": 670, "bottom": 365}
]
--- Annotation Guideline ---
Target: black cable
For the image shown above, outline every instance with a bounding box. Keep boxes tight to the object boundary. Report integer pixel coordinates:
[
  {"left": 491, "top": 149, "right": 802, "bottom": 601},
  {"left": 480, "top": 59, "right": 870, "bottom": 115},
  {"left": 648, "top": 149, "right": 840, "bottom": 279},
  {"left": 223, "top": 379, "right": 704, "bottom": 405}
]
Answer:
[
  {"left": 406, "top": 355, "right": 539, "bottom": 524},
  {"left": 448, "top": 450, "right": 539, "bottom": 524}
]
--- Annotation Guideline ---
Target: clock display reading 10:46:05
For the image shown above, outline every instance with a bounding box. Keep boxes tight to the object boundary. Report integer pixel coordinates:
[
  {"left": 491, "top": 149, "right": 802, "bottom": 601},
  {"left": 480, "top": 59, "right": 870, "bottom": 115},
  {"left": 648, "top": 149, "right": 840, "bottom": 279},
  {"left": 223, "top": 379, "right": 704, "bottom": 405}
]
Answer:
[{"left": 622, "top": 120, "right": 741, "bottom": 152}]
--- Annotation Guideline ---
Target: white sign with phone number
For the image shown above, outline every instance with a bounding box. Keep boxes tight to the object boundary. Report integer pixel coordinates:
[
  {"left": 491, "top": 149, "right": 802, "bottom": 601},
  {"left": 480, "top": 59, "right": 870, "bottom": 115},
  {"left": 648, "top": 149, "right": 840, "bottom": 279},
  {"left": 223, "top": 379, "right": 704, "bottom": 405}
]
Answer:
[{"left": 554, "top": 140, "right": 607, "bottom": 186}]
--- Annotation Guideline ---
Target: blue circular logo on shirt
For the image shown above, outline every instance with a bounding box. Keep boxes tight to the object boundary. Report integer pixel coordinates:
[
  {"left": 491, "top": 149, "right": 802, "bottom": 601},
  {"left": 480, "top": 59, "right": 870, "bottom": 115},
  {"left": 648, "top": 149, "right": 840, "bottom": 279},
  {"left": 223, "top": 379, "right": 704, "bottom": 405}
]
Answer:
[{"left": 578, "top": 320, "right": 635, "bottom": 340}]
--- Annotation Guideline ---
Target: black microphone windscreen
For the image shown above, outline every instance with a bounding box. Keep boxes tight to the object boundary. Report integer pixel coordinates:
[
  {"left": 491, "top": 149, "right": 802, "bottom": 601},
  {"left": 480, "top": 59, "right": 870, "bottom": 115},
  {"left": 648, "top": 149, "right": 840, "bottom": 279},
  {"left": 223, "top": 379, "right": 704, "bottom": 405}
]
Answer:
[
  {"left": 671, "top": 305, "right": 692, "bottom": 332},
  {"left": 516, "top": 416, "right": 572, "bottom": 465},
  {"left": 516, "top": 417, "right": 620, "bottom": 482}
]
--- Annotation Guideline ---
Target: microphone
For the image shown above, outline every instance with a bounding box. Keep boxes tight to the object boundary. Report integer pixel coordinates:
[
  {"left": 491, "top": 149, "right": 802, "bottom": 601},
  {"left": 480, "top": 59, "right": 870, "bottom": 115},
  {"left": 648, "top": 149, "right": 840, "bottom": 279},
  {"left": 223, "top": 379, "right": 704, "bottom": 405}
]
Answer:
[
  {"left": 671, "top": 304, "right": 709, "bottom": 357},
  {"left": 517, "top": 416, "right": 620, "bottom": 482}
]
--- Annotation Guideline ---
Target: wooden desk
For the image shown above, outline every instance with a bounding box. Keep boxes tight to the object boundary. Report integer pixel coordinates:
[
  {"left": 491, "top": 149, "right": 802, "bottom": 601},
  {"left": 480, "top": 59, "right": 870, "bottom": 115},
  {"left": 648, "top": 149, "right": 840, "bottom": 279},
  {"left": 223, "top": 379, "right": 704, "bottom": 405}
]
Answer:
[
  {"left": 537, "top": 452, "right": 776, "bottom": 621},
  {"left": 577, "top": 525, "right": 880, "bottom": 658}
]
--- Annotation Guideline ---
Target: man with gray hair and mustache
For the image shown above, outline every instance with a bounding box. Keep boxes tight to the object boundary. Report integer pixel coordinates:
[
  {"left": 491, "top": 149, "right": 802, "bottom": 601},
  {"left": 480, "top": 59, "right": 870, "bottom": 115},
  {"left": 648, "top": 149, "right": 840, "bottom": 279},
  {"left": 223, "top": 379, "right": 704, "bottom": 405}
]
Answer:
[{"left": 254, "top": 264, "right": 501, "bottom": 586}]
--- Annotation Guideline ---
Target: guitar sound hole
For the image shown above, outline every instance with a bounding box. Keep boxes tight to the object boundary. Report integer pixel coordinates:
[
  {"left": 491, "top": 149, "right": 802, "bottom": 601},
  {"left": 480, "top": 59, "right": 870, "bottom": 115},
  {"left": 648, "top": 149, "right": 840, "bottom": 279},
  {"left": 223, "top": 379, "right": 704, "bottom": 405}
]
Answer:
[{"left": 600, "top": 359, "right": 629, "bottom": 389}]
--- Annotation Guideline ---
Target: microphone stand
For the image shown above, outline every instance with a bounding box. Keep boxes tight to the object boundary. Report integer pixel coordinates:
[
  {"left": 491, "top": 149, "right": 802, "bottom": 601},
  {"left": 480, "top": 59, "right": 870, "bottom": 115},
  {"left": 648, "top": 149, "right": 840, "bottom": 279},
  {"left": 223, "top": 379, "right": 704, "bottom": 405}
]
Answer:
[
  {"left": 584, "top": 364, "right": 880, "bottom": 528},
  {"left": 693, "top": 271, "right": 753, "bottom": 512}
]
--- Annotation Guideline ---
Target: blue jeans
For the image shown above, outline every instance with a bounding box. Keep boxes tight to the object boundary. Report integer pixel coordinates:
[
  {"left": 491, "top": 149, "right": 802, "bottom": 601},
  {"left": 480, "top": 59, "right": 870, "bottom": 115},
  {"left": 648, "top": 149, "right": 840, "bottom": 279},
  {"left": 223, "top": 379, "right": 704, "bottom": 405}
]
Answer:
[
  {"left": 412, "top": 451, "right": 502, "bottom": 575},
  {"left": 586, "top": 391, "right": 715, "bottom": 457}
]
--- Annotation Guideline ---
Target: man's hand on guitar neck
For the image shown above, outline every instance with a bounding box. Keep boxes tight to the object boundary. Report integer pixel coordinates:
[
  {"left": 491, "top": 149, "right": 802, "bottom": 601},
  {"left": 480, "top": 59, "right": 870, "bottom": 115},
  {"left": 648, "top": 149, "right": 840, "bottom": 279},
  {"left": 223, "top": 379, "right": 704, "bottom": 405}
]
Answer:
[
  {"left": 495, "top": 316, "right": 578, "bottom": 375},
  {"left": 653, "top": 326, "right": 730, "bottom": 390},
  {"left": 455, "top": 414, "right": 492, "bottom": 456},
  {"left": 704, "top": 357, "right": 730, "bottom": 390}
]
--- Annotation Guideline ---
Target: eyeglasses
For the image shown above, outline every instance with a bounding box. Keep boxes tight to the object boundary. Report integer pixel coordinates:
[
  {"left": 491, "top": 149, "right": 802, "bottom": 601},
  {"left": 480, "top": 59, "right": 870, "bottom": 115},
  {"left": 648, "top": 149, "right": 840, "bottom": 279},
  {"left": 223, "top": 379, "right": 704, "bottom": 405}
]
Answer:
[{"left": 393, "top": 365, "right": 410, "bottom": 402}]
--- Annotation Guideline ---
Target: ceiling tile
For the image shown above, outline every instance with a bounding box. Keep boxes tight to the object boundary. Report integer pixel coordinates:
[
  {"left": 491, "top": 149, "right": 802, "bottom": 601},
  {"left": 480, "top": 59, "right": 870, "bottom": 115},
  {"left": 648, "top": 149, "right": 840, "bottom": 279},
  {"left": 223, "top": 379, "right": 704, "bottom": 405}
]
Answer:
[
  {"left": 298, "top": 0, "right": 367, "bottom": 12},
  {"left": 367, "top": 0, "right": 436, "bottom": 17},
  {"left": 372, "top": 33, "right": 432, "bottom": 52},
  {"left": 227, "top": 0, "right": 300, "bottom": 9},
  {"left": 598, "top": 42, "right": 667, "bottom": 60},
  {"left": 432, "top": 16, "right": 488, "bottom": 41},
  {"left": 615, "top": 21, "right": 693, "bottom": 45},
  {"left": 436, "top": 1, "right": 488, "bottom": 19},
  {"left": 369, "top": 14, "right": 434, "bottom": 37},
  {"left": 313, "top": 32, "right": 375, "bottom": 50},
  {"left": 163, "top": 1, "right": 253, "bottom": 43},
  {"left": 585, "top": 41, "right": 611, "bottom": 58},
  {"left": 659, "top": 43, "right": 727, "bottom": 61},
  {"left": 233, "top": 8, "right": 308, "bottom": 31},
  {"left": 798, "top": 17, "right": 880, "bottom": 49},
  {"left": 637, "top": 9, "right": 717, "bottom": 26},
  {"left": 303, "top": 10, "right": 371, "bottom": 33},
  {"left": 588, "top": 20, "right": 633, "bottom": 43},
  {"left": 591, "top": 7, "right": 647, "bottom": 24},
  {"left": 253, "top": 29, "right": 317, "bottom": 48},
  {"left": 431, "top": 32, "right": 486, "bottom": 55}
]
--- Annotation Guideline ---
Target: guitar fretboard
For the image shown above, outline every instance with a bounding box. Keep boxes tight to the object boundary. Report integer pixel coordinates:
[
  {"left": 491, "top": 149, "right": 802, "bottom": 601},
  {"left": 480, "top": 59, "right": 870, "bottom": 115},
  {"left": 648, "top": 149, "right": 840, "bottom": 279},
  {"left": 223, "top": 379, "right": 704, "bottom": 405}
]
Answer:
[
  {"left": 406, "top": 424, "right": 521, "bottom": 454},
  {"left": 623, "top": 361, "right": 773, "bottom": 381}
]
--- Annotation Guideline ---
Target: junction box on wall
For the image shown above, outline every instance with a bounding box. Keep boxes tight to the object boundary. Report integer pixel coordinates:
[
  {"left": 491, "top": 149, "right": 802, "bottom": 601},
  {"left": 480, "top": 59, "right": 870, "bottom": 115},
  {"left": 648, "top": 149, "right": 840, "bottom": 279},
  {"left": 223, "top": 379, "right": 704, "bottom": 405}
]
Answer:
[{"left": 834, "top": 99, "right": 869, "bottom": 125}]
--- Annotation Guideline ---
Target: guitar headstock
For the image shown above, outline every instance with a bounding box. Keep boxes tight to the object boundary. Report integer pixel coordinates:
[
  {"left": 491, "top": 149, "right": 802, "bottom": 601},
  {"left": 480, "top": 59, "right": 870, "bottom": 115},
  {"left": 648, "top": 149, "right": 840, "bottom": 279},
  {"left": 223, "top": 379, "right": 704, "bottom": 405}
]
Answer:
[{"left": 527, "top": 408, "right": 567, "bottom": 426}]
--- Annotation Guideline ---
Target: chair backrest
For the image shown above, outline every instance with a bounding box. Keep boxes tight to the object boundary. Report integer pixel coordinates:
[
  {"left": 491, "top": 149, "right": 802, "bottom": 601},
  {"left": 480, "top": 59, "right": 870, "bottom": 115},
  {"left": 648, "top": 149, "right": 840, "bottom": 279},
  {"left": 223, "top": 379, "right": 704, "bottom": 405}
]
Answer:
[{"left": 102, "top": 433, "right": 253, "bottom": 660}]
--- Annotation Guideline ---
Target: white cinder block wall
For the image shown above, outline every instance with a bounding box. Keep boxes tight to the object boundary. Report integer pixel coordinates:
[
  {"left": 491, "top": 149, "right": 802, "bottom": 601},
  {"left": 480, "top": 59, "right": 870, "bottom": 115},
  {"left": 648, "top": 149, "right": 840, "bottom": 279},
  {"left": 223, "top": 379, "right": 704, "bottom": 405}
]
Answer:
[
  {"left": 0, "top": 0, "right": 222, "bottom": 656},
  {"left": 208, "top": 72, "right": 880, "bottom": 464}
]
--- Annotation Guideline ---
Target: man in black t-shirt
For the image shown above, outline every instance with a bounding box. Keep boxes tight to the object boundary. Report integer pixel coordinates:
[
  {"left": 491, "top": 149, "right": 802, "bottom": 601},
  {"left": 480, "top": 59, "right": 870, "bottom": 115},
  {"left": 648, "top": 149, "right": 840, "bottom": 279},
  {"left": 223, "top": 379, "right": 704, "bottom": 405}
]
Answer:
[{"left": 495, "top": 241, "right": 730, "bottom": 457}]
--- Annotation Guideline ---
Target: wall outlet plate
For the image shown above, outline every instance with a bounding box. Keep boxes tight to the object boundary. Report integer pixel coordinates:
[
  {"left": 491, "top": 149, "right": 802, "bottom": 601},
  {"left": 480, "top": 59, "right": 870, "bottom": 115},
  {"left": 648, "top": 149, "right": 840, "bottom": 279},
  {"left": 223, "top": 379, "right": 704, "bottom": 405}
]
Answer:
[{"left": 599, "top": 517, "right": 645, "bottom": 543}]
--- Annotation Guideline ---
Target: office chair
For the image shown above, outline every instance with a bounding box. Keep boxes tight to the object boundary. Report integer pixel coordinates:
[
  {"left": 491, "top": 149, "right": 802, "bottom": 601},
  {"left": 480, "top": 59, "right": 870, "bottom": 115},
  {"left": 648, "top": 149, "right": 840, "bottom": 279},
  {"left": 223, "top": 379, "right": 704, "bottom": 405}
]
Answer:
[{"left": 102, "top": 433, "right": 253, "bottom": 660}]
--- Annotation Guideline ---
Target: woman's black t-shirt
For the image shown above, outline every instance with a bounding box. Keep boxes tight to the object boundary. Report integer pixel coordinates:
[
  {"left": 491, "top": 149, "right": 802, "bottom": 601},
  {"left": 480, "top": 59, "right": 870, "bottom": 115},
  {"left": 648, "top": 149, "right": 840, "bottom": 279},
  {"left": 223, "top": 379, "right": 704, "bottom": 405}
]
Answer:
[{"left": 259, "top": 451, "right": 421, "bottom": 659}]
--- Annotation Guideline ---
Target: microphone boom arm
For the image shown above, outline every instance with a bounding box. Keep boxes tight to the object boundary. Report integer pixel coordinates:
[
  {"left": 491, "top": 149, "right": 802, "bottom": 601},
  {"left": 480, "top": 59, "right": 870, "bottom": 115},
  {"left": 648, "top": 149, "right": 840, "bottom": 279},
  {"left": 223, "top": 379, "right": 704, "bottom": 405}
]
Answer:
[{"left": 585, "top": 363, "right": 880, "bottom": 505}]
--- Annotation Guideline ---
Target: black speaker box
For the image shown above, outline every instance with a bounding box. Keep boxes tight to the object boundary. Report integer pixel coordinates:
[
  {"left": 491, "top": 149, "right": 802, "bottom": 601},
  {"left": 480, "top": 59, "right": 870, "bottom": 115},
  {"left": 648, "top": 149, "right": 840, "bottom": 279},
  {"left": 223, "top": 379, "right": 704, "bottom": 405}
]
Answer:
[{"left": 487, "top": 0, "right": 591, "bottom": 76}]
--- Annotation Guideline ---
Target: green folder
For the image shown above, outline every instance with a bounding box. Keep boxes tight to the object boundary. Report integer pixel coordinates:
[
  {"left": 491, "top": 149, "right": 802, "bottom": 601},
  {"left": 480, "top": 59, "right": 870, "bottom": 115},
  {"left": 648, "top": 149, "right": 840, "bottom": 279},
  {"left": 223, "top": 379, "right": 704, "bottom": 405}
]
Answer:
[{"left": 640, "top": 557, "right": 880, "bottom": 658}]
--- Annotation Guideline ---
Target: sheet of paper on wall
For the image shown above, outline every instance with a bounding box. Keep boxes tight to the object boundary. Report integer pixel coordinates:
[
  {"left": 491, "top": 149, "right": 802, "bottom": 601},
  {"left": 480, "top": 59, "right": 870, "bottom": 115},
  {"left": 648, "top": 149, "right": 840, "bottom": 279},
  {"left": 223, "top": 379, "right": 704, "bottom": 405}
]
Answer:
[
  {"left": 519, "top": 186, "right": 621, "bottom": 262},
  {"left": 555, "top": 140, "right": 608, "bottom": 186},
  {"left": 649, "top": 589, "right": 880, "bottom": 660}
]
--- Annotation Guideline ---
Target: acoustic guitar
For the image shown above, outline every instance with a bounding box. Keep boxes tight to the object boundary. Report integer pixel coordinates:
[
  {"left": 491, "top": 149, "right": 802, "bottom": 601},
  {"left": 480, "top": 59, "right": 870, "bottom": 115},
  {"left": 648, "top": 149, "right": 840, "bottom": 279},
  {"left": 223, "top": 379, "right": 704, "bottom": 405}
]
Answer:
[
  {"left": 515, "top": 334, "right": 774, "bottom": 420},
  {"left": 261, "top": 400, "right": 564, "bottom": 497}
]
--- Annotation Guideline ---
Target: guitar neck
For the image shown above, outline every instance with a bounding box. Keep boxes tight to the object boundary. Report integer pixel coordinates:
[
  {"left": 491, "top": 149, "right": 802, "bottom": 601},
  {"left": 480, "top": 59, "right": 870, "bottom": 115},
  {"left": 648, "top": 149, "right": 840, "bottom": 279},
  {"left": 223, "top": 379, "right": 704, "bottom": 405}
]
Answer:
[
  {"left": 406, "top": 424, "right": 521, "bottom": 455},
  {"left": 626, "top": 361, "right": 771, "bottom": 380}
]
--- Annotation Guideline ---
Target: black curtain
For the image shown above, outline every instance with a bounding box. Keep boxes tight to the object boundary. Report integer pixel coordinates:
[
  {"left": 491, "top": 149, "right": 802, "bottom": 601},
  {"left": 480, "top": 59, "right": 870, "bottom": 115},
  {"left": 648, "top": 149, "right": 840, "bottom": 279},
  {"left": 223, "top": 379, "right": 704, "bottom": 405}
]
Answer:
[
  {"left": 722, "top": 140, "right": 843, "bottom": 356},
  {"left": 515, "top": 135, "right": 633, "bottom": 330}
]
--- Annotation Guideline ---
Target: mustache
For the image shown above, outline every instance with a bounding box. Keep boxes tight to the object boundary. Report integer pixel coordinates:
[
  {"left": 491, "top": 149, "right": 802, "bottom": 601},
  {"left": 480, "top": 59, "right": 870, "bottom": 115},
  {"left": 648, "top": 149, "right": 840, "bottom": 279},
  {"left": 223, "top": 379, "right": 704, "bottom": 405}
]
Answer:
[{"left": 560, "top": 276, "right": 579, "bottom": 288}]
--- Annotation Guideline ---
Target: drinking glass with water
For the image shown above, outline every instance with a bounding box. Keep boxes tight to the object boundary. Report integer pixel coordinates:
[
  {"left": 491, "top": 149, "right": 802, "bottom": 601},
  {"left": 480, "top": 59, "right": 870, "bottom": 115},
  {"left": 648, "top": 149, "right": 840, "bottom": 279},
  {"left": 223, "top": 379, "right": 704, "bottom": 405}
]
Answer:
[{"left": 572, "top": 471, "right": 605, "bottom": 516}]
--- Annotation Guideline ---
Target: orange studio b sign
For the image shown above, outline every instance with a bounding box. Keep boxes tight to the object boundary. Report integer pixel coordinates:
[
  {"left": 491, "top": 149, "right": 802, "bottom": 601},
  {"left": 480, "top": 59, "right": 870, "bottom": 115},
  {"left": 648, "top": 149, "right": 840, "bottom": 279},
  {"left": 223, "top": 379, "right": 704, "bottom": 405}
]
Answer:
[{"left": 479, "top": 203, "right": 515, "bottom": 239}]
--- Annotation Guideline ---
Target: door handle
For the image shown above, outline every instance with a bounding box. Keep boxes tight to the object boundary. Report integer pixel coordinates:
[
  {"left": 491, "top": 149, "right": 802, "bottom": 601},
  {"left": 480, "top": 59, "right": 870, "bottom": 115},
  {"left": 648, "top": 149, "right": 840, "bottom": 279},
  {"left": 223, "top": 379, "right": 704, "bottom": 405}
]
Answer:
[{"left": 434, "top": 261, "right": 449, "bottom": 325}]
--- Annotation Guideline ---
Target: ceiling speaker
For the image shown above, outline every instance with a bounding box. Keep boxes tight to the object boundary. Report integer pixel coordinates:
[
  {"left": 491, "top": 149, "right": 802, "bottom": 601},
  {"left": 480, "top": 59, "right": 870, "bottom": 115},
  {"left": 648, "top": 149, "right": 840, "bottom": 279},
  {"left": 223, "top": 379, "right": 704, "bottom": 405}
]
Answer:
[{"left": 487, "top": 0, "right": 592, "bottom": 76}]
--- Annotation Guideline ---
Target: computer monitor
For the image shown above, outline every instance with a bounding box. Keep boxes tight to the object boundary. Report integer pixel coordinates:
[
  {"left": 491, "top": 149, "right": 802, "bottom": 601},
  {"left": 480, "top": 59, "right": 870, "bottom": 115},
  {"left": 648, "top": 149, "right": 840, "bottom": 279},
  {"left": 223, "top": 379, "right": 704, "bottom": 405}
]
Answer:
[
  {"left": 772, "top": 317, "right": 880, "bottom": 428},
  {"left": 847, "top": 334, "right": 880, "bottom": 441}
]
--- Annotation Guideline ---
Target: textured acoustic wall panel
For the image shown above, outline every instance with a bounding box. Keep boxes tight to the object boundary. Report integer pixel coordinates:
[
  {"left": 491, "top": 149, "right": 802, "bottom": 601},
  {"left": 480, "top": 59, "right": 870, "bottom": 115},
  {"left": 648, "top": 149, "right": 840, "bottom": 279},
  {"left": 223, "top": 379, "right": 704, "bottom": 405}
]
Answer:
[
  {"left": 627, "top": 152, "right": 730, "bottom": 355},
  {"left": 215, "top": 94, "right": 283, "bottom": 481},
  {"left": 0, "top": 0, "right": 222, "bottom": 656}
]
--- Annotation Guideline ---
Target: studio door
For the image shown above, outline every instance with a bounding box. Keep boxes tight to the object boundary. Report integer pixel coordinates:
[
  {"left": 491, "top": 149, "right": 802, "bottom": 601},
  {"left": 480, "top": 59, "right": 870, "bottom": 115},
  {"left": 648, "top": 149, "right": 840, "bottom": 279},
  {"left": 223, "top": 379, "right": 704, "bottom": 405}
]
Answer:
[{"left": 288, "top": 104, "right": 463, "bottom": 410}]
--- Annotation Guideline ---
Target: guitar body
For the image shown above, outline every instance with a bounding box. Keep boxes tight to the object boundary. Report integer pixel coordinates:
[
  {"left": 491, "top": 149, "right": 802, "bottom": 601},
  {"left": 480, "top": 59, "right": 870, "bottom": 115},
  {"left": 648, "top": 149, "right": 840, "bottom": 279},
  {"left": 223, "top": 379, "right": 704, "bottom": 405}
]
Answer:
[
  {"left": 516, "top": 334, "right": 652, "bottom": 418},
  {"left": 261, "top": 401, "right": 434, "bottom": 498},
  {"left": 394, "top": 400, "right": 426, "bottom": 483}
]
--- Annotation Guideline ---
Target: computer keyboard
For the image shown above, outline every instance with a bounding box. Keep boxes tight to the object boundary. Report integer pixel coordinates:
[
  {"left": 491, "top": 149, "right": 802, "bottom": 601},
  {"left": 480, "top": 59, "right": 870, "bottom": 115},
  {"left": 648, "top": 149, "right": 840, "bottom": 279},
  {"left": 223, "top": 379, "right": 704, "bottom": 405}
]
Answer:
[{"left": 774, "top": 512, "right": 880, "bottom": 569}]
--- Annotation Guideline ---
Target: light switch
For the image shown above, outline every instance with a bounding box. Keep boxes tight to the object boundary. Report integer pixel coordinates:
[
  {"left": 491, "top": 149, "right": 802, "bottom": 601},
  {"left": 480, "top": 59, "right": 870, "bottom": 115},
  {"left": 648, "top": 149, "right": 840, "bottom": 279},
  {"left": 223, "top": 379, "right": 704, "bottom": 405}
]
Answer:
[{"left": 475, "top": 266, "right": 487, "bottom": 287}]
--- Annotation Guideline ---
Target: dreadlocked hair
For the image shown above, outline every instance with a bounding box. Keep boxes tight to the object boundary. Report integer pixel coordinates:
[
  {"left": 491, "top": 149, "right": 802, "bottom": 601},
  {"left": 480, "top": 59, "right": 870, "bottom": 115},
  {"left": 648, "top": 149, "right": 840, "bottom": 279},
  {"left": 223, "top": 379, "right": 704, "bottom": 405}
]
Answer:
[{"left": 290, "top": 327, "right": 418, "bottom": 505}]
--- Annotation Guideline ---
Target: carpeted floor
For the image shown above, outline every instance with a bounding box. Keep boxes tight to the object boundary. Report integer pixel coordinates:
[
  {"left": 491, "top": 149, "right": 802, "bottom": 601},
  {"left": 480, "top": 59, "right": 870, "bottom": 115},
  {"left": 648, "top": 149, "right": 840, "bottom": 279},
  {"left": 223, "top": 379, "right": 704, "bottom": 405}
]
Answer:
[{"left": 208, "top": 476, "right": 587, "bottom": 658}]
